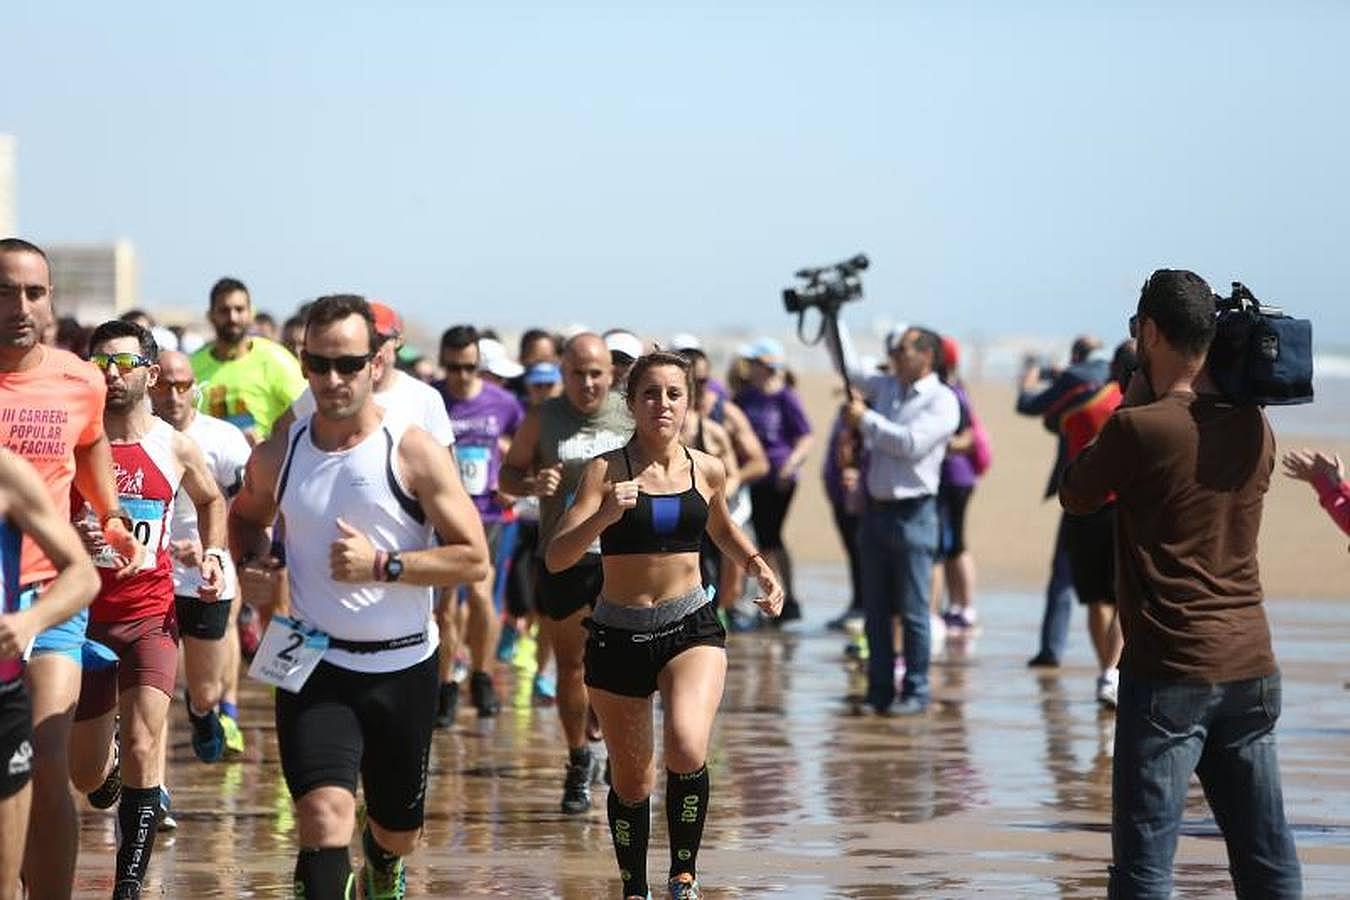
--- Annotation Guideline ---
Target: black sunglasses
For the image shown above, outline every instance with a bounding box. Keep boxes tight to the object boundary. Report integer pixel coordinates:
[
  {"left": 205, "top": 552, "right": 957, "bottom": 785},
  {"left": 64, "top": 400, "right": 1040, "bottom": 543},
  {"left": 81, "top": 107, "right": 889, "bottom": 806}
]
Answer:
[{"left": 302, "top": 351, "right": 372, "bottom": 376}]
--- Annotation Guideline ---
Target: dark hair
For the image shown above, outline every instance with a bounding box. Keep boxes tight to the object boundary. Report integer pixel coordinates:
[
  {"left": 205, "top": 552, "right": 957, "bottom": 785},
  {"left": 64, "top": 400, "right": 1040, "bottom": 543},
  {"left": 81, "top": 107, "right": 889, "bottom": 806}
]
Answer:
[
  {"left": 209, "top": 277, "right": 249, "bottom": 310},
  {"left": 519, "top": 328, "right": 559, "bottom": 360},
  {"left": 678, "top": 346, "right": 707, "bottom": 365},
  {"left": 303, "top": 294, "right": 375, "bottom": 352},
  {"left": 1137, "top": 269, "right": 1216, "bottom": 358},
  {"left": 440, "top": 324, "right": 479, "bottom": 353},
  {"left": 625, "top": 350, "right": 695, "bottom": 405},
  {"left": 89, "top": 319, "right": 158, "bottom": 360},
  {"left": 254, "top": 311, "right": 277, "bottom": 328},
  {"left": 906, "top": 326, "right": 943, "bottom": 376},
  {"left": 1110, "top": 339, "right": 1138, "bottom": 386},
  {"left": 0, "top": 238, "right": 49, "bottom": 268},
  {"left": 118, "top": 308, "right": 153, "bottom": 327},
  {"left": 282, "top": 314, "right": 305, "bottom": 332},
  {"left": 56, "top": 316, "right": 90, "bottom": 356}
]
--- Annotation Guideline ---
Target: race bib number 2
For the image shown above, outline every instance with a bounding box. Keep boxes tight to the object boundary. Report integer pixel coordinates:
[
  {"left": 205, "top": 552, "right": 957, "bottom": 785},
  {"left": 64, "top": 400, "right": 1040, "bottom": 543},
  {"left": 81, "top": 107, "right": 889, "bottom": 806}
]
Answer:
[{"left": 247, "top": 615, "right": 330, "bottom": 693}]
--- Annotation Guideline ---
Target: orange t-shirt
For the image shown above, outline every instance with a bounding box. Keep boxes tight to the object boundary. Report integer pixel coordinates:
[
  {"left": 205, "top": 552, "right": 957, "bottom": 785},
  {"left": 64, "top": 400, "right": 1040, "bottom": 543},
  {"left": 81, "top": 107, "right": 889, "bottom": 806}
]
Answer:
[{"left": 0, "top": 346, "right": 106, "bottom": 584}]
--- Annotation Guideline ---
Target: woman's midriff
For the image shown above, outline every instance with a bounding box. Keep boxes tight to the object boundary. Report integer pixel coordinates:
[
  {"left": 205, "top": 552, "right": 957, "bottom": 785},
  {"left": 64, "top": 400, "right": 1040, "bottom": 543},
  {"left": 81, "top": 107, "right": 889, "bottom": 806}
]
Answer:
[{"left": 599, "top": 552, "right": 702, "bottom": 608}]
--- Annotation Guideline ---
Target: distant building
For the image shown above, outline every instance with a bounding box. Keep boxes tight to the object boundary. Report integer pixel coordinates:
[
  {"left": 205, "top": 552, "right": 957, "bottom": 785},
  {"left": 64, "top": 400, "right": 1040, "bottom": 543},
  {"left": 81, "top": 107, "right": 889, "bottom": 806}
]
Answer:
[
  {"left": 0, "top": 135, "right": 15, "bottom": 236},
  {"left": 47, "top": 241, "right": 138, "bottom": 323}
]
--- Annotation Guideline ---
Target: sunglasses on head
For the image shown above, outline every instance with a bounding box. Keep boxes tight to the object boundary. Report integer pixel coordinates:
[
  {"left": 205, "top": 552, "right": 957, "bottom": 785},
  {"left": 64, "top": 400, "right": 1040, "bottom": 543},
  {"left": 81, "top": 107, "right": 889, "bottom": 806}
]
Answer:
[
  {"left": 302, "top": 350, "right": 372, "bottom": 376},
  {"left": 90, "top": 352, "right": 152, "bottom": 372},
  {"left": 150, "top": 378, "right": 194, "bottom": 394}
]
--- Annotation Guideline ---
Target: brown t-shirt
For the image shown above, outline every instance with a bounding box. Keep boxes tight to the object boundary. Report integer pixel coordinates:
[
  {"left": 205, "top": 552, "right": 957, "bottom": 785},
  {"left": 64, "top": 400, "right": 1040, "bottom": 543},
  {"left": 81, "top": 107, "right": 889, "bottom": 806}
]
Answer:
[{"left": 1060, "top": 390, "right": 1276, "bottom": 684}]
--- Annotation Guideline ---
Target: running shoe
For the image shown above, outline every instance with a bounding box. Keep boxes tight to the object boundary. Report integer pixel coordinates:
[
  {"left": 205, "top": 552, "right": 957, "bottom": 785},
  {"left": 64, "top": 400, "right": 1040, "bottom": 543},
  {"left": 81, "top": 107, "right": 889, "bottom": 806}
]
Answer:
[
  {"left": 87, "top": 738, "right": 122, "bottom": 809},
  {"left": 1027, "top": 651, "right": 1061, "bottom": 668},
  {"left": 186, "top": 696, "right": 225, "bottom": 763},
  {"left": 435, "top": 681, "right": 459, "bottom": 729},
  {"left": 156, "top": 786, "right": 176, "bottom": 831},
  {"left": 1096, "top": 671, "right": 1120, "bottom": 709},
  {"left": 532, "top": 672, "right": 557, "bottom": 704},
  {"left": 826, "top": 608, "right": 864, "bottom": 632},
  {"left": 512, "top": 628, "right": 539, "bottom": 673},
  {"left": 220, "top": 712, "right": 245, "bottom": 757},
  {"left": 496, "top": 624, "right": 519, "bottom": 663},
  {"left": 361, "top": 857, "right": 407, "bottom": 899},
  {"left": 668, "top": 873, "right": 701, "bottom": 899},
  {"left": 560, "top": 754, "right": 592, "bottom": 814},
  {"left": 469, "top": 670, "right": 500, "bottom": 718}
]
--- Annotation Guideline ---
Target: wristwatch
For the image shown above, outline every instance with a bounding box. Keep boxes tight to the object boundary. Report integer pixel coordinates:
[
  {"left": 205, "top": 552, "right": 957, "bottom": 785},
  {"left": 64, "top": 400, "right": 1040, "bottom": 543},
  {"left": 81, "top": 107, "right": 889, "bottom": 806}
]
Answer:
[
  {"left": 203, "top": 547, "right": 229, "bottom": 565},
  {"left": 383, "top": 551, "right": 404, "bottom": 583}
]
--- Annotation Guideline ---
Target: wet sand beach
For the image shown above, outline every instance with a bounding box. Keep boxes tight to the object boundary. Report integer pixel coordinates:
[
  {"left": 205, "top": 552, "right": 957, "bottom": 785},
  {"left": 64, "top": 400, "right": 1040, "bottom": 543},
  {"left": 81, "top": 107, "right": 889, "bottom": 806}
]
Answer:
[{"left": 74, "top": 565, "right": 1350, "bottom": 897}]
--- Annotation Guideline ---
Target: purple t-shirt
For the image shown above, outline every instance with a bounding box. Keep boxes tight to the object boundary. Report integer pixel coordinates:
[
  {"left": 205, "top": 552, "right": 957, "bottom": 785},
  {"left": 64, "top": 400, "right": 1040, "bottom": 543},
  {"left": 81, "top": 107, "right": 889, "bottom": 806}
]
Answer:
[
  {"left": 941, "top": 382, "right": 978, "bottom": 489},
  {"left": 440, "top": 381, "right": 526, "bottom": 522},
  {"left": 735, "top": 385, "right": 812, "bottom": 479}
]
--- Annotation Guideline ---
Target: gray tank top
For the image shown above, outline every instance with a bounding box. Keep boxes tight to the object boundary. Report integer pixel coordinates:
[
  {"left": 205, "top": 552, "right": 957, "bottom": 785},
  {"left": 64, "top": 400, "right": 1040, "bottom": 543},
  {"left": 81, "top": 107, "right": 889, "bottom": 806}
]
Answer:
[{"left": 536, "top": 392, "right": 633, "bottom": 548}]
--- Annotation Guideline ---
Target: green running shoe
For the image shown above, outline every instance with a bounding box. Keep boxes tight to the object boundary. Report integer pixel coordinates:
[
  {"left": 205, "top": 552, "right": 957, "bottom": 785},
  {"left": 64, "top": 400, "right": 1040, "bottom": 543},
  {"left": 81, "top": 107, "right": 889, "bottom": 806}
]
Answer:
[
  {"left": 361, "top": 857, "right": 407, "bottom": 899},
  {"left": 220, "top": 712, "right": 245, "bottom": 757}
]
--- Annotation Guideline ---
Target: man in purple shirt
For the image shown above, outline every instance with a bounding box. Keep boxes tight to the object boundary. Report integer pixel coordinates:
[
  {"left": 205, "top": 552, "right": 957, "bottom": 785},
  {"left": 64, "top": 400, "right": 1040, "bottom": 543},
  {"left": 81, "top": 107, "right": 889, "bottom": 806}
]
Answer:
[
  {"left": 436, "top": 325, "right": 526, "bottom": 723},
  {"left": 733, "top": 338, "right": 813, "bottom": 623}
]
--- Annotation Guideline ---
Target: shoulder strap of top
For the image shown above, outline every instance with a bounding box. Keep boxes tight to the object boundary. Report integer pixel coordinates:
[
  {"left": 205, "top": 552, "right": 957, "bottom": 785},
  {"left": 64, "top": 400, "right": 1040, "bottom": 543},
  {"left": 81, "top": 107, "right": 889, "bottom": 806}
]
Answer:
[
  {"left": 684, "top": 445, "right": 697, "bottom": 491},
  {"left": 276, "top": 423, "right": 308, "bottom": 504},
  {"left": 622, "top": 444, "right": 634, "bottom": 479}
]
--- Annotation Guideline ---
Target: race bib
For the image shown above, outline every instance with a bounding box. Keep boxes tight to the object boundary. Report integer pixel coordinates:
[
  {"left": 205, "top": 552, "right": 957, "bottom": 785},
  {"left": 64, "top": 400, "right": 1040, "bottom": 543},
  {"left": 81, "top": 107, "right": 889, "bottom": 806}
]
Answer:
[
  {"left": 457, "top": 445, "right": 491, "bottom": 496},
  {"left": 247, "top": 615, "right": 330, "bottom": 693},
  {"left": 95, "top": 496, "right": 166, "bottom": 571}
]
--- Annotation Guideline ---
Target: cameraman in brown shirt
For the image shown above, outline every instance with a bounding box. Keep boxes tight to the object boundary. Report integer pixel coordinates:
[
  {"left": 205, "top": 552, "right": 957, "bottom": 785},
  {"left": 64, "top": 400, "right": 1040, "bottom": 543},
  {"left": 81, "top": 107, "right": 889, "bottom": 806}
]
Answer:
[{"left": 1060, "top": 269, "right": 1301, "bottom": 899}]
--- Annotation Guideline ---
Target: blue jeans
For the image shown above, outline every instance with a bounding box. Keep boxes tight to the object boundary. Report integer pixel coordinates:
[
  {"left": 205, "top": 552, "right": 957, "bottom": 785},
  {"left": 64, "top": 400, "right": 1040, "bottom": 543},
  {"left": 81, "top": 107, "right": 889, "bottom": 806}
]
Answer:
[
  {"left": 1037, "top": 514, "right": 1076, "bottom": 660},
  {"left": 859, "top": 496, "right": 938, "bottom": 711},
  {"left": 1110, "top": 672, "right": 1302, "bottom": 899}
]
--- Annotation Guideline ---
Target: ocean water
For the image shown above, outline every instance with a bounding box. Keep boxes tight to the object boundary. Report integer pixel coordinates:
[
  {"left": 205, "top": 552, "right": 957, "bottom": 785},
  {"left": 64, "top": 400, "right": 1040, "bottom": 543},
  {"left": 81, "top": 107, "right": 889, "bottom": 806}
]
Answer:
[{"left": 1267, "top": 372, "right": 1350, "bottom": 439}]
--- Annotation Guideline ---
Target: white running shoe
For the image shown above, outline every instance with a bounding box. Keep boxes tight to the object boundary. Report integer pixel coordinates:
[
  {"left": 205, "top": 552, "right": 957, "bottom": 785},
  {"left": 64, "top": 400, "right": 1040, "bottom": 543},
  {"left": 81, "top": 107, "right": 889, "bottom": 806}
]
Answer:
[{"left": 1096, "top": 670, "right": 1120, "bottom": 709}]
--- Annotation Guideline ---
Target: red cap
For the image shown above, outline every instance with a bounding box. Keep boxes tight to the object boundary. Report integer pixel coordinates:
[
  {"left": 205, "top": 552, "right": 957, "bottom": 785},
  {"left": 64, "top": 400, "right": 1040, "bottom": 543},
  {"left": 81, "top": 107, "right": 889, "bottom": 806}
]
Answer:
[
  {"left": 940, "top": 335, "right": 960, "bottom": 371},
  {"left": 369, "top": 301, "right": 402, "bottom": 339}
]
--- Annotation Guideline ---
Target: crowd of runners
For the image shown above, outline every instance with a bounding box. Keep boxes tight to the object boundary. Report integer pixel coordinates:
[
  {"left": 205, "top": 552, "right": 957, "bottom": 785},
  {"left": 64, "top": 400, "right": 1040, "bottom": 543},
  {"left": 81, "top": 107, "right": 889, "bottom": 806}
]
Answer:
[{"left": 0, "top": 237, "right": 1322, "bottom": 898}]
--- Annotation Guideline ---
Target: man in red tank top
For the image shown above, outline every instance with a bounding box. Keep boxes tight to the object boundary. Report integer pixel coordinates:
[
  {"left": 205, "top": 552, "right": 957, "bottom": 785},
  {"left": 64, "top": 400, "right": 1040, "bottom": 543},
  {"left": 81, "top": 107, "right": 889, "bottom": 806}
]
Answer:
[{"left": 65, "top": 321, "right": 227, "bottom": 900}]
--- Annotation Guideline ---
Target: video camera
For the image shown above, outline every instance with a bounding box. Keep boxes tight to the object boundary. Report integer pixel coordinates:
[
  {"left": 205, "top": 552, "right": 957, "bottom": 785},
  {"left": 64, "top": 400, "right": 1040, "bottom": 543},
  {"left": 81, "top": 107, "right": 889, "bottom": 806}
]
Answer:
[
  {"left": 1206, "top": 282, "right": 1313, "bottom": 406},
  {"left": 782, "top": 254, "right": 869, "bottom": 316}
]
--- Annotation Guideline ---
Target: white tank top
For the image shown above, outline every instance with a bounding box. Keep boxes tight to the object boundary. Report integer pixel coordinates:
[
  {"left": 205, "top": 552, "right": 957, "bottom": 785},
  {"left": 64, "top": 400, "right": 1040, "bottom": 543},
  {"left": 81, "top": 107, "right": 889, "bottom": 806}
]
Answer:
[{"left": 277, "top": 411, "right": 438, "bottom": 673}]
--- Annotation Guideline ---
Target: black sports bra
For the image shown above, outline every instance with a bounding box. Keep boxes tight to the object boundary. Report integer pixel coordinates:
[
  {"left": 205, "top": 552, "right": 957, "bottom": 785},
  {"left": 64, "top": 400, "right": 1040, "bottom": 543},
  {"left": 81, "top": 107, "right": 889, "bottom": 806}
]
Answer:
[{"left": 599, "top": 445, "right": 709, "bottom": 556}]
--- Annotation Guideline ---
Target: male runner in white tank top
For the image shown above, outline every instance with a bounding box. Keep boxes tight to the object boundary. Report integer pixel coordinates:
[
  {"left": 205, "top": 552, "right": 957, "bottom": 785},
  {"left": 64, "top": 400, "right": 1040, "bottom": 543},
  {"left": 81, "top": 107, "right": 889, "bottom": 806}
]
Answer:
[{"left": 229, "top": 295, "right": 487, "bottom": 900}]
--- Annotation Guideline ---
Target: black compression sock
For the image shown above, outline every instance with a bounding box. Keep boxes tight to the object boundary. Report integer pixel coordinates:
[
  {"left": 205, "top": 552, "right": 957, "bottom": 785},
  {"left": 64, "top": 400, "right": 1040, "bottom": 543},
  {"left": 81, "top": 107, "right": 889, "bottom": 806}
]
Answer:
[
  {"left": 667, "top": 765, "right": 709, "bottom": 879},
  {"left": 569, "top": 745, "right": 592, "bottom": 768},
  {"left": 607, "top": 789, "right": 651, "bottom": 899},
  {"left": 294, "top": 846, "right": 354, "bottom": 899},
  {"left": 115, "top": 786, "right": 162, "bottom": 886},
  {"left": 362, "top": 824, "right": 401, "bottom": 874}
]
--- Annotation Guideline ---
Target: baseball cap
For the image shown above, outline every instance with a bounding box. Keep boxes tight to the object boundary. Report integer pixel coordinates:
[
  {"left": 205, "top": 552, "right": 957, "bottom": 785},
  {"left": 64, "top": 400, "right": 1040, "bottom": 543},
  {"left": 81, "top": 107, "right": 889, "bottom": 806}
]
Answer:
[
  {"left": 369, "top": 301, "right": 402, "bottom": 340},
  {"left": 747, "top": 337, "right": 786, "bottom": 367},
  {"left": 670, "top": 332, "right": 702, "bottom": 353},
  {"left": 940, "top": 336, "right": 960, "bottom": 371},
  {"left": 486, "top": 356, "right": 524, "bottom": 379},
  {"left": 605, "top": 331, "right": 644, "bottom": 363},
  {"left": 524, "top": 361, "right": 561, "bottom": 385}
]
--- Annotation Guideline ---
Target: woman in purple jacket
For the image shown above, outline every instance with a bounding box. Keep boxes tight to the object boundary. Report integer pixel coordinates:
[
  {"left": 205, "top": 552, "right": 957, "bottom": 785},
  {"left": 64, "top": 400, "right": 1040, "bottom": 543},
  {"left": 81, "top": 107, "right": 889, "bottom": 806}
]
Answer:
[{"left": 734, "top": 339, "right": 813, "bottom": 623}]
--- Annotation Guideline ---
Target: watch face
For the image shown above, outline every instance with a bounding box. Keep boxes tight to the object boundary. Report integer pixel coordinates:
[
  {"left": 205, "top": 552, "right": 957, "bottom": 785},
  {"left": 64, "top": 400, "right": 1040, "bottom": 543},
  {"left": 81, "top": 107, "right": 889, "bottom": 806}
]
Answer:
[{"left": 386, "top": 555, "right": 404, "bottom": 580}]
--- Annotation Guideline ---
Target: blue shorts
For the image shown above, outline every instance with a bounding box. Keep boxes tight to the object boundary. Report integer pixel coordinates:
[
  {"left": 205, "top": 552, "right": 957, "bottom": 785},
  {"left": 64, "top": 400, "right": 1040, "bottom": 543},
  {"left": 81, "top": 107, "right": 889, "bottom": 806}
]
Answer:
[{"left": 23, "top": 585, "right": 115, "bottom": 669}]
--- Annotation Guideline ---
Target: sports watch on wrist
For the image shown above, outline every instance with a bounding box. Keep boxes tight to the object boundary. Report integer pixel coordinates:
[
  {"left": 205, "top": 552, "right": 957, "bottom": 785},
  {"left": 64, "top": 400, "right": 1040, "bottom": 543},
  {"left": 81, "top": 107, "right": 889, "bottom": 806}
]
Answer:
[{"left": 383, "top": 551, "right": 404, "bottom": 583}]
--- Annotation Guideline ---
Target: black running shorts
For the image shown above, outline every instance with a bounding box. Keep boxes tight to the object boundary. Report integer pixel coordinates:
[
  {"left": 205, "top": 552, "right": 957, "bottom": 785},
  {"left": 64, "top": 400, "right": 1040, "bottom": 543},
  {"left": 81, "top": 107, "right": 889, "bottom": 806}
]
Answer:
[
  {"left": 1064, "top": 504, "right": 1117, "bottom": 605},
  {"left": 0, "top": 680, "right": 33, "bottom": 800},
  {"left": 584, "top": 602, "right": 727, "bottom": 699},
  {"left": 275, "top": 652, "right": 438, "bottom": 832},
  {"left": 175, "top": 595, "right": 232, "bottom": 640},
  {"left": 535, "top": 554, "right": 604, "bottom": 622}
]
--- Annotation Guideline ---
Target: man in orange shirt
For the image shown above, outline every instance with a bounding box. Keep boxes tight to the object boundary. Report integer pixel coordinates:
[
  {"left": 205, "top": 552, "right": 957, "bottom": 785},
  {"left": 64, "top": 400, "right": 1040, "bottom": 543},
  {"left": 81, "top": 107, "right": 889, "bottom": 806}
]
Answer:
[{"left": 0, "top": 239, "right": 143, "bottom": 899}]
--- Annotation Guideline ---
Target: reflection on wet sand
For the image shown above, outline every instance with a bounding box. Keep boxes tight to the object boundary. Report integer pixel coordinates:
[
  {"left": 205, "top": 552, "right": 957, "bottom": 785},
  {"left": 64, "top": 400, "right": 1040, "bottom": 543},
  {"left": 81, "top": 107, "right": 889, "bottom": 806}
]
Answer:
[{"left": 73, "top": 567, "right": 1350, "bottom": 897}]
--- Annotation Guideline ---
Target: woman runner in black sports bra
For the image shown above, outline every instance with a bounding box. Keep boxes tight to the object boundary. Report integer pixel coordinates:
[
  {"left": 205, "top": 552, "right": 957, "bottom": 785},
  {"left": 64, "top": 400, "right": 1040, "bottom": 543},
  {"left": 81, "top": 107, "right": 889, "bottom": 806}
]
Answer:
[{"left": 547, "top": 350, "right": 782, "bottom": 900}]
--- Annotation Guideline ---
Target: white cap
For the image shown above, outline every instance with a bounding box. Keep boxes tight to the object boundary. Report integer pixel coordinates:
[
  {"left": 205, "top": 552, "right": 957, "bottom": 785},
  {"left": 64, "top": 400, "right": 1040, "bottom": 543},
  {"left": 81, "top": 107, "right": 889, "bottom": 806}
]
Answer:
[
  {"left": 151, "top": 326, "right": 179, "bottom": 353},
  {"left": 605, "top": 331, "right": 644, "bottom": 361},
  {"left": 669, "top": 332, "right": 702, "bottom": 352},
  {"left": 485, "top": 355, "right": 524, "bottom": 379}
]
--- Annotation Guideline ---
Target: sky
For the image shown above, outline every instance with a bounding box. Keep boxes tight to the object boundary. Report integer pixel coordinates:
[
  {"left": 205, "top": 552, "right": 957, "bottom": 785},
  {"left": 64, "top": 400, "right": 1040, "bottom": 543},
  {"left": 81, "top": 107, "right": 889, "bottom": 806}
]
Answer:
[{"left": 7, "top": 1, "right": 1350, "bottom": 348}]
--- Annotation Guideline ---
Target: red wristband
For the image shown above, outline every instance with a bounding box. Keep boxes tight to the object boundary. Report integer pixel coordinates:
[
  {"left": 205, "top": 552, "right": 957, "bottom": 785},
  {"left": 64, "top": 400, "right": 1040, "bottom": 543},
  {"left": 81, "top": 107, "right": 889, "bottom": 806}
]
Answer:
[{"left": 372, "top": 550, "right": 387, "bottom": 583}]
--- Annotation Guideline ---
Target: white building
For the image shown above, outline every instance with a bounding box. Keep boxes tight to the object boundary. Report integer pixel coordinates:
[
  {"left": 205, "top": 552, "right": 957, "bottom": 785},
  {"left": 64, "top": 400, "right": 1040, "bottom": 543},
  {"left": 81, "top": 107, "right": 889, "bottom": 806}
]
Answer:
[
  {"left": 0, "top": 135, "right": 15, "bottom": 236},
  {"left": 47, "top": 241, "right": 138, "bottom": 323}
]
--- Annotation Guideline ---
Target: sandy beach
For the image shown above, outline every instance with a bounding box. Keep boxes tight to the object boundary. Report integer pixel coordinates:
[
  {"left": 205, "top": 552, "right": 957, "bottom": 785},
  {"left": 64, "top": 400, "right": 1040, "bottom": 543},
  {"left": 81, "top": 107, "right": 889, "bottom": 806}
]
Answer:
[{"left": 784, "top": 373, "right": 1350, "bottom": 601}]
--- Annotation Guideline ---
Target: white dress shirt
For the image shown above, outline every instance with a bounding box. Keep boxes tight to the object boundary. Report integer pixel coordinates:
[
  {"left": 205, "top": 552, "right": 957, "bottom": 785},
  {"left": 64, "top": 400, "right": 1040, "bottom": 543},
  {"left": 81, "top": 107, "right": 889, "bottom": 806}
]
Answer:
[{"left": 859, "top": 371, "right": 960, "bottom": 499}]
